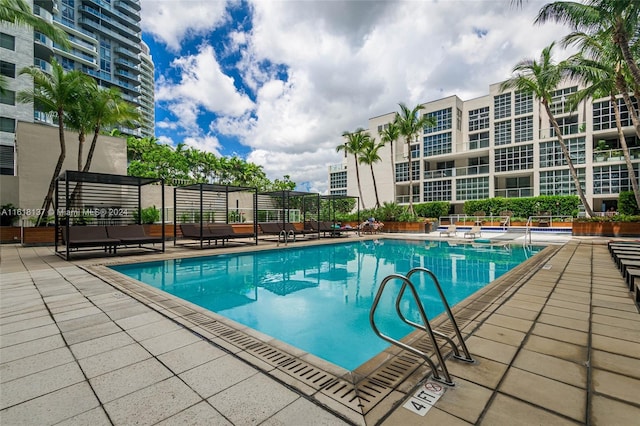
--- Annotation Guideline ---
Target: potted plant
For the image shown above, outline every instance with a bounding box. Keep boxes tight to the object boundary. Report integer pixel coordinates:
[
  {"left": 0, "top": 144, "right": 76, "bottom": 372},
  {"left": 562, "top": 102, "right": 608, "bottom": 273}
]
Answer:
[{"left": 595, "top": 140, "right": 608, "bottom": 162}]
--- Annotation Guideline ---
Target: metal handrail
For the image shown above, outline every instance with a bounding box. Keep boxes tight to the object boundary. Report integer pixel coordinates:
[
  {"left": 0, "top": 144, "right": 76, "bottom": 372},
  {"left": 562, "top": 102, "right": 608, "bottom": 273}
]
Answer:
[{"left": 370, "top": 268, "right": 475, "bottom": 386}]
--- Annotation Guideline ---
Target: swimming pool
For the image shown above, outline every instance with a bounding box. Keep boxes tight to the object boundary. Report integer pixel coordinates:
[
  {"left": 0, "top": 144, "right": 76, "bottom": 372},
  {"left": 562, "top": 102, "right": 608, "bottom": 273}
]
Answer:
[{"left": 111, "top": 239, "right": 543, "bottom": 370}]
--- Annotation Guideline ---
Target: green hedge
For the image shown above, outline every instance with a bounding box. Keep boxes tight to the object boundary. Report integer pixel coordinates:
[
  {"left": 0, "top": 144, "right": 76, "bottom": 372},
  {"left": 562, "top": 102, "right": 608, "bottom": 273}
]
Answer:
[{"left": 463, "top": 195, "right": 581, "bottom": 218}]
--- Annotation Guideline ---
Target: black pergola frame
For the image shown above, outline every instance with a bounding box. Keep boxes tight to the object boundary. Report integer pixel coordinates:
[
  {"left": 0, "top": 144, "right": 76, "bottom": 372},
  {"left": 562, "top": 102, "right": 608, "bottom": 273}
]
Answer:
[
  {"left": 55, "top": 170, "right": 165, "bottom": 259},
  {"left": 174, "top": 183, "right": 259, "bottom": 248},
  {"left": 257, "top": 190, "right": 321, "bottom": 238}
]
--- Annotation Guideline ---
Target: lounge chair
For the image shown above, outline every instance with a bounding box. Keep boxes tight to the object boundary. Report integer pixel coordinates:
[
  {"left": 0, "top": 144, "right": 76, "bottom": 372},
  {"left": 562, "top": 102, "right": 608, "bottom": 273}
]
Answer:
[
  {"left": 308, "top": 219, "right": 341, "bottom": 237},
  {"left": 179, "top": 224, "right": 227, "bottom": 247},
  {"left": 62, "top": 226, "right": 120, "bottom": 259},
  {"left": 209, "top": 224, "right": 256, "bottom": 241},
  {"left": 500, "top": 211, "right": 513, "bottom": 227},
  {"left": 473, "top": 211, "right": 485, "bottom": 226},
  {"left": 259, "top": 222, "right": 290, "bottom": 242},
  {"left": 106, "top": 225, "right": 163, "bottom": 246},
  {"left": 283, "top": 222, "right": 315, "bottom": 238},
  {"left": 440, "top": 225, "right": 457, "bottom": 237},
  {"left": 464, "top": 226, "right": 481, "bottom": 239},
  {"left": 537, "top": 212, "right": 551, "bottom": 227}
]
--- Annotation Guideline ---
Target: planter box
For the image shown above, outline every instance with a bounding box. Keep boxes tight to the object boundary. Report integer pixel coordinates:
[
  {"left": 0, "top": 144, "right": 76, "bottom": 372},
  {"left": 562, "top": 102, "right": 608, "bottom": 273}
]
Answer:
[
  {"left": 0, "top": 226, "right": 21, "bottom": 243},
  {"left": 382, "top": 222, "right": 425, "bottom": 233},
  {"left": 143, "top": 224, "right": 175, "bottom": 238},
  {"left": 22, "top": 227, "right": 55, "bottom": 246},
  {"left": 573, "top": 222, "right": 640, "bottom": 237}
]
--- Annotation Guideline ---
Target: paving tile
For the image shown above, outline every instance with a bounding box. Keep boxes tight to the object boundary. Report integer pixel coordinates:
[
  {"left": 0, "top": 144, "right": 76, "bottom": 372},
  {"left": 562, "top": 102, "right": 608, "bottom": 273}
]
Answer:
[
  {"left": 179, "top": 354, "right": 258, "bottom": 399},
  {"left": 591, "top": 349, "right": 640, "bottom": 379},
  {"left": 52, "top": 305, "right": 103, "bottom": 322},
  {"left": 382, "top": 405, "right": 471, "bottom": 425},
  {"left": 483, "top": 313, "right": 533, "bottom": 333},
  {"left": 104, "top": 377, "right": 202, "bottom": 426},
  {"left": 55, "top": 407, "right": 112, "bottom": 426},
  {"left": 523, "top": 334, "right": 588, "bottom": 363},
  {"left": 0, "top": 361, "right": 86, "bottom": 409},
  {"left": 432, "top": 377, "right": 493, "bottom": 424},
  {"left": 0, "top": 314, "right": 54, "bottom": 335},
  {"left": 0, "top": 381, "right": 99, "bottom": 425},
  {"left": 499, "top": 367, "right": 585, "bottom": 422},
  {"left": 0, "top": 334, "right": 65, "bottom": 364},
  {"left": 591, "top": 334, "right": 640, "bottom": 358},
  {"left": 62, "top": 320, "right": 122, "bottom": 345},
  {"left": 472, "top": 323, "right": 527, "bottom": 347},
  {"left": 158, "top": 340, "right": 227, "bottom": 374},
  {"left": 537, "top": 313, "right": 589, "bottom": 332},
  {"left": 590, "top": 394, "right": 640, "bottom": 426},
  {"left": 139, "top": 328, "right": 201, "bottom": 355},
  {"left": 207, "top": 373, "right": 299, "bottom": 426},
  {"left": 479, "top": 393, "right": 579, "bottom": 426},
  {"left": 542, "top": 305, "right": 589, "bottom": 321},
  {"left": 446, "top": 355, "right": 507, "bottom": 389},
  {"left": 155, "top": 401, "right": 231, "bottom": 425},
  {"left": 592, "top": 369, "right": 640, "bottom": 405},
  {"left": 56, "top": 312, "right": 113, "bottom": 333},
  {"left": 493, "top": 305, "right": 539, "bottom": 320},
  {"left": 0, "top": 346, "right": 74, "bottom": 383},
  {"left": 90, "top": 357, "right": 174, "bottom": 403},
  {"left": 260, "top": 397, "right": 349, "bottom": 425},
  {"left": 531, "top": 322, "right": 589, "bottom": 347},
  {"left": 512, "top": 348, "right": 586, "bottom": 388},
  {"left": 592, "top": 322, "right": 640, "bottom": 343},
  {"left": 69, "top": 331, "right": 136, "bottom": 359},
  {"left": 126, "top": 318, "right": 182, "bottom": 341},
  {"left": 115, "top": 310, "right": 166, "bottom": 330},
  {"left": 591, "top": 313, "right": 640, "bottom": 330},
  {"left": 0, "top": 323, "right": 60, "bottom": 348},
  {"left": 465, "top": 336, "right": 519, "bottom": 365},
  {"left": 78, "top": 343, "right": 152, "bottom": 379}
]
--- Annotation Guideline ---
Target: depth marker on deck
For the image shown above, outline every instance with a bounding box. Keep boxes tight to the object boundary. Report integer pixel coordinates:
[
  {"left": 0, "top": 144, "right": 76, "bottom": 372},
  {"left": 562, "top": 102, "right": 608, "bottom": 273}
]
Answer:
[{"left": 403, "top": 381, "right": 446, "bottom": 416}]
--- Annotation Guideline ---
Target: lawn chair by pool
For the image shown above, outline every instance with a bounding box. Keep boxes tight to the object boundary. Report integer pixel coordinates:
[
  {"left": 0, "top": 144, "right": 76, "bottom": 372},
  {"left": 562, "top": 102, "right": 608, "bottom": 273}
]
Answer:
[
  {"left": 440, "top": 225, "right": 457, "bottom": 237},
  {"left": 209, "top": 223, "right": 256, "bottom": 244},
  {"left": 106, "top": 225, "right": 163, "bottom": 246},
  {"left": 464, "top": 226, "right": 481, "bottom": 239},
  {"left": 179, "top": 224, "right": 227, "bottom": 247},
  {"left": 61, "top": 226, "right": 120, "bottom": 259}
]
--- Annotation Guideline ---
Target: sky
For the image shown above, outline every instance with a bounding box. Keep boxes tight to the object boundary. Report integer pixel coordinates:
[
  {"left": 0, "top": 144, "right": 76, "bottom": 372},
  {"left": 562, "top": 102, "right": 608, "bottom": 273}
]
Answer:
[{"left": 139, "top": 0, "right": 570, "bottom": 193}]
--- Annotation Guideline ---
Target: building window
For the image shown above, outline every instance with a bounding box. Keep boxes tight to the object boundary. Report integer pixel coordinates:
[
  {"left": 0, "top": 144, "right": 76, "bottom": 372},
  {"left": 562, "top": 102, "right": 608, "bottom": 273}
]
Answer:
[
  {"left": 468, "top": 106, "right": 489, "bottom": 131},
  {"left": 0, "top": 117, "right": 16, "bottom": 133},
  {"left": 549, "top": 86, "right": 578, "bottom": 115},
  {"left": 330, "top": 171, "right": 347, "bottom": 190},
  {"left": 377, "top": 123, "right": 390, "bottom": 133},
  {"left": 495, "top": 144, "right": 534, "bottom": 172},
  {"left": 100, "top": 39, "right": 112, "bottom": 73},
  {"left": 456, "top": 108, "right": 462, "bottom": 131},
  {"left": 540, "top": 137, "right": 586, "bottom": 168},
  {"left": 540, "top": 169, "right": 586, "bottom": 195},
  {"left": 0, "top": 144, "right": 14, "bottom": 175},
  {"left": 494, "top": 120, "right": 512, "bottom": 145},
  {"left": 330, "top": 189, "right": 347, "bottom": 196},
  {"left": 424, "top": 108, "right": 452, "bottom": 134},
  {"left": 593, "top": 97, "right": 637, "bottom": 131},
  {"left": 0, "top": 90, "right": 15, "bottom": 106},
  {"left": 456, "top": 176, "right": 489, "bottom": 200},
  {"left": 549, "top": 115, "right": 579, "bottom": 138},
  {"left": 0, "top": 32, "right": 15, "bottom": 50},
  {"left": 494, "top": 93, "right": 511, "bottom": 119},
  {"left": 395, "top": 161, "right": 420, "bottom": 182},
  {"left": 514, "top": 116, "right": 533, "bottom": 142},
  {"left": 593, "top": 164, "right": 640, "bottom": 195},
  {"left": 469, "top": 131, "right": 489, "bottom": 150},
  {"left": 61, "top": 0, "right": 75, "bottom": 26},
  {"left": 423, "top": 180, "right": 452, "bottom": 202},
  {"left": 0, "top": 61, "right": 16, "bottom": 78},
  {"left": 423, "top": 132, "right": 452, "bottom": 157},
  {"left": 514, "top": 91, "right": 533, "bottom": 115}
]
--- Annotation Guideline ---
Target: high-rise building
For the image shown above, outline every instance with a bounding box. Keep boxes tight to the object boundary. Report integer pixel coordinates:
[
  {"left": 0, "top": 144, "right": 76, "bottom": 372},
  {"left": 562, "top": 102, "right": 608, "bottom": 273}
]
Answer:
[
  {"left": 329, "top": 80, "right": 639, "bottom": 214},
  {"left": 139, "top": 40, "right": 154, "bottom": 138},
  {"left": 0, "top": 0, "right": 153, "bottom": 176}
]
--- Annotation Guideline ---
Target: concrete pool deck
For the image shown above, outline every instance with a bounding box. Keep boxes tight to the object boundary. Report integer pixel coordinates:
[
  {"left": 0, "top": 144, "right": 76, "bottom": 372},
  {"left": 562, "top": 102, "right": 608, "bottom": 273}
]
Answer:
[{"left": 1, "top": 234, "right": 639, "bottom": 425}]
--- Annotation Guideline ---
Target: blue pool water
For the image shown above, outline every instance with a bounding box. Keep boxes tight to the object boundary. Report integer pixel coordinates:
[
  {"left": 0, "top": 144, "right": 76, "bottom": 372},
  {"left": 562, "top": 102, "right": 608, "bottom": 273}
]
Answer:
[{"left": 111, "top": 239, "right": 543, "bottom": 370}]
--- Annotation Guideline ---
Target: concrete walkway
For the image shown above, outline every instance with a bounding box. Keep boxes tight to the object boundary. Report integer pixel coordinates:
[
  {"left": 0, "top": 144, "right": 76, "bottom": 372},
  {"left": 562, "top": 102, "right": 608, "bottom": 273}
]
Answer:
[{"left": 1, "top": 238, "right": 639, "bottom": 425}]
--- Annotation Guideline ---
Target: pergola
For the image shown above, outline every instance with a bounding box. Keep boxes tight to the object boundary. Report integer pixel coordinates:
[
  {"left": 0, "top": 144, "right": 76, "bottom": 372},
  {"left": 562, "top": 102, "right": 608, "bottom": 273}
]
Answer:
[
  {"left": 256, "top": 189, "right": 320, "bottom": 227},
  {"left": 54, "top": 170, "right": 165, "bottom": 258},
  {"left": 174, "top": 183, "right": 258, "bottom": 247}
]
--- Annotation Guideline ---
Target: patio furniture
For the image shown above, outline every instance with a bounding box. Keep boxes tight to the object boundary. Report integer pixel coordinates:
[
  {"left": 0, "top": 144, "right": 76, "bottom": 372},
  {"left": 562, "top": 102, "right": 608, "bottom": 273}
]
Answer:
[
  {"left": 537, "top": 212, "right": 551, "bottom": 227},
  {"left": 62, "top": 226, "right": 120, "bottom": 259},
  {"left": 464, "top": 226, "right": 481, "bottom": 239},
  {"left": 209, "top": 224, "right": 256, "bottom": 242},
  {"left": 179, "top": 224, "right": 228, "bottom": 247},
  {"left": 473, "top": 211, "right": 485, "bottom": 226},
  {"left": 106, "top": 225, "right": 163, "bottom": 246},
  {"left": 440, "top": 225, "right": 457, "bottom": 237}
]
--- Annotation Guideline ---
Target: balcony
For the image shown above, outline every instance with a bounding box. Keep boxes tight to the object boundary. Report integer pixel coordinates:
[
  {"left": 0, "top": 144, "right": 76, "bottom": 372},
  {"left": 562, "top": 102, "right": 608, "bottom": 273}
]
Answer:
[
  {"left": 116, "top": 47, "right": 142, "bottom": 63},
  {"left": 115, "top": 58, "right": 137, "bottom": 70},
  {"left": 396, "top": 195, "right": 420, "bottom": 204},
  {"left": 33, "top": 31, "right": 54, "bottom": 59},
  {"left": 329, "top": 164, "right": 347, "bottom": 173},
  {"left": 593, "top": 147, "right": 640, "bottom": 163},
  {"left": 455, "top": 164, "right": 489, "bottom": 176},
  {"left": 116, "top": 69, "right": 140, "bottom": 83},
  {"left": 424, "top": 168, "right": 453, "bottom": 179},
  {"left": 79, "top": 17, "right": 140, "bottom": 50},
  {"left": 33, "top": 4, "right": 53, "bottom": 23},
  {"left": 33, "top": 58, "right": 52, "bottom": 74},
  {"left": 539, "top": 122, "right": 585, "bottom": 139},
  {"left": 494, "top": 187, "right": 533, "bottom": 198}
]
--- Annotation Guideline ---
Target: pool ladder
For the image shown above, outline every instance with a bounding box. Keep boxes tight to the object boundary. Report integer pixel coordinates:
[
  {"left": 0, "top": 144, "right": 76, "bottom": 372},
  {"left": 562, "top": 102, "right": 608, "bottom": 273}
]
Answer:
[
  {"left": 276, "top": 229, "right": 296, "bottom": 246},
  {"left": 369, "top": 267, "right": 474, "bottom": 386}
]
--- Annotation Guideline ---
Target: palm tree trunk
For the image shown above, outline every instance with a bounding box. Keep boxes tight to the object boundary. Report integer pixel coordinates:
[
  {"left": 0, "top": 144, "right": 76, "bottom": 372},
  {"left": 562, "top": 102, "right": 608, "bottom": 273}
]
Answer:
[
  {"left": 37, "top": 111, "right": 66, "bottom": 226},
  {"left": 370, "top": 164, "right": 380, "bottom": 208},
  {"left": 82, "top": 126, "right": 100, "bottom": 172},
  {"left": 389, "top": 141, "right": 395, "bottom": 203},
  {"left": 616, "top": 79, "right": 640, "bottom": 140},
  {"left": 544, "top": 102, "right": 594, "bottom": 217},
  {"left": 407, "top": 138, "right": 414, "bottom": 215},
  {"left": 610, "top": 93, "right": 640, "bottom": 209},
  {"left": 614, "top": 22, "right": 640, "bottom": 96},
  {"left": 353, "top": 154, "right": 365, "bottom": 210}
]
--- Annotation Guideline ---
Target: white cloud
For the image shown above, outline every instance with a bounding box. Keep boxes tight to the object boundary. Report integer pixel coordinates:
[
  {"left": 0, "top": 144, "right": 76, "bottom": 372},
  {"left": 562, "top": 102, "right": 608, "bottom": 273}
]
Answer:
[
  {"left": 182, "top": 135, "right": 223, "bottom": 157},
  {"left": 145, "top": 0, "right": 574, "bottom": 193},
  {"left": 140, "top": 0, "right": 230, "bottom": 51}
]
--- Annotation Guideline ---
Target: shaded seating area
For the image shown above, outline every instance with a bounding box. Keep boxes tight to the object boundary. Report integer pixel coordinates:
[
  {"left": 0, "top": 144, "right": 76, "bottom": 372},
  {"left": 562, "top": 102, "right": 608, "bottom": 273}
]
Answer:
[
  {"left": 257, "top": 190, "right": 321, "bottom": 242},
  {"left": 174, "top": 184, "right": 258, "bottom": 248},
  {"left": 55, "top": 171, "right": 165, "bottom": 260},
  {"left": 608, "top": 241, "right": 640, "bottom": 308}
]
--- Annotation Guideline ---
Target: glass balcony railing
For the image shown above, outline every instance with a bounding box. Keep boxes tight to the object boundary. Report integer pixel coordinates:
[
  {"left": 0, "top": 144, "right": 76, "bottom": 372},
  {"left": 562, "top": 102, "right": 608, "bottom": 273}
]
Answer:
[
  {"left": 456, "top": 164, "right": 489, "bottom": 176},
  {"left": 34, "top": 58, "right": 52, "bottom": 73},
  {"left": 395, "top": 194, "right": 420, "bottom": 204},
  {"left": 593, "top": 147, "right": 640, "bottom": 162},
  {"left": 329, "top": 164, "right": 347, "bottom": 172},
  {"left": 424, "top": 169, "right": 453, "bottom": 179},
  {"left": 494, "top": 187, "right": 533, "bottom": 198}
]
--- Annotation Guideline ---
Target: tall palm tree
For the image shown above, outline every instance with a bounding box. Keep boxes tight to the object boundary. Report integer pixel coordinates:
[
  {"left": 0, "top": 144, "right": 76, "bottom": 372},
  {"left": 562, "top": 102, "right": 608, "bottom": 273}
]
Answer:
[
  {"left": 379, "top": 120, "right": 400, "bottom": 203},
  {"left": 564, "top": 33, "right": 640, "bottom": 208},
  {"left": 337, "top": 129, "right": 371, "bottom": 209},
  {"left": 17, "top": 59, "right": 88, "bottom": 225},
  {"left": 358, "top": 138, "right": 385, "bottom": 208},
  {"left": 394, "top": 103, "right": 436, "bottom": 214},
  {"left": 0, "top": 0, "right": 69, "bottom": 46},
  {"left": 501, "top": 43, "right": 595, "bottom": 217},
  {"left": 536, "top": 0, "right": 640, "bottom": 95}
]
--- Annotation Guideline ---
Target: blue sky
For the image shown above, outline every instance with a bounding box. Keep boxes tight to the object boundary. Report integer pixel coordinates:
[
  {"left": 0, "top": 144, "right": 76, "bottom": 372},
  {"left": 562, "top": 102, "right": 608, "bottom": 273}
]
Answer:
[{"left": 139, "top": 0, "right": 568, "bottom": 193}]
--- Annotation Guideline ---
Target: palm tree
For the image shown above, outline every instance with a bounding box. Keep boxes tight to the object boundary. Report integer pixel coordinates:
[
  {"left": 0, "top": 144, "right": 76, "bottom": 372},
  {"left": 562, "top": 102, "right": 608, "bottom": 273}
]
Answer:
[
  {"left": 337, "top": 129, "right": 371, "bottom": 209},
  {"left": 379, "top": 120, "right": 400, "bottom": 203},
  {"left": 394, "top": 103, "right": 436, "bottom": 214},
  {"left": 501, "top": 43, "right": 595, "bottom": 217},
  {"left": 564, "top": 33, "right": 640, "bottom": 208},
  {"left": 358, "top": 138, "right": 385, "bottom": 208},
  {"left": 536, "top": 0, "right": 640, "bottom": 95},
  {"left": 17, "top": 59, "right": 88, "bottom": 225}
]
